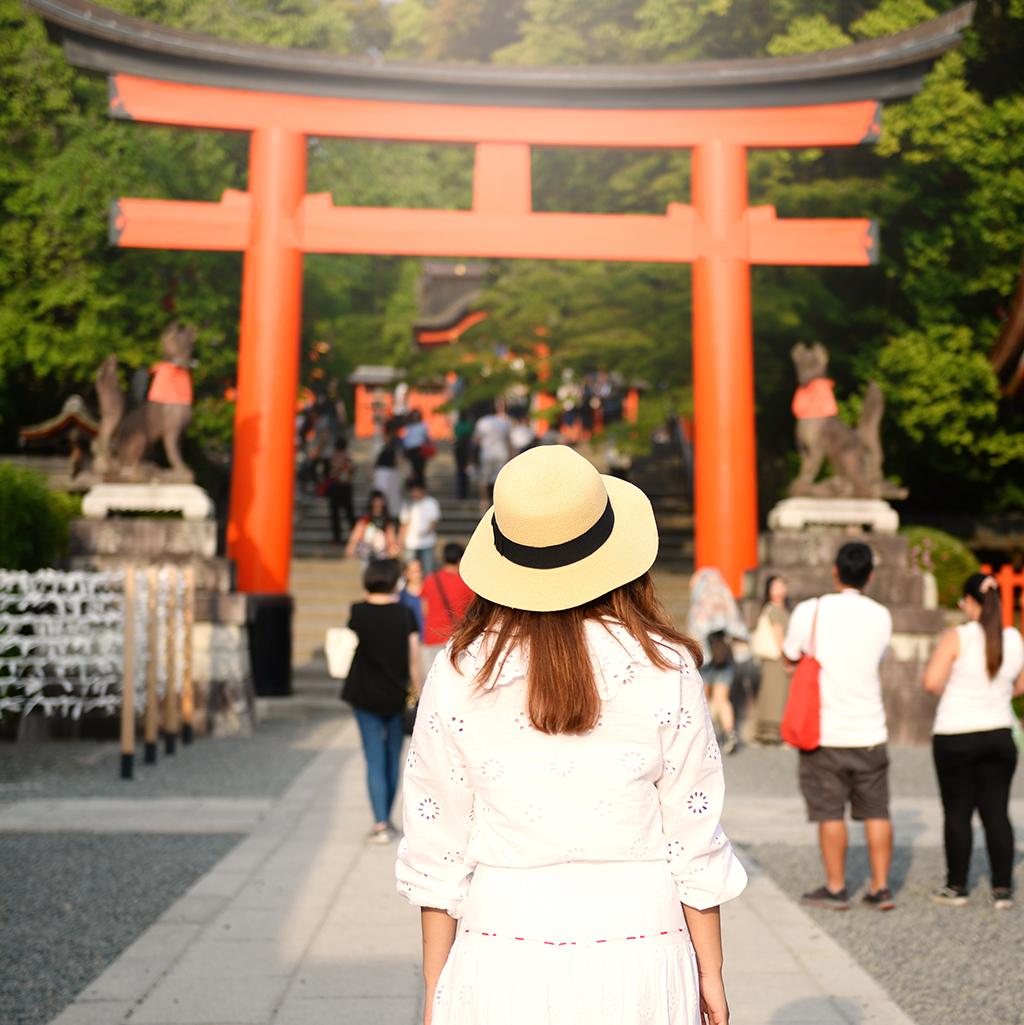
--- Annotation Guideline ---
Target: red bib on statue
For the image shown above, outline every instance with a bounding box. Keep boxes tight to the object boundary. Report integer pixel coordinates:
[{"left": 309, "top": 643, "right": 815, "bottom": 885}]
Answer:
[{"left": 148, "top": 362, "right": 192, "bottom": 405}]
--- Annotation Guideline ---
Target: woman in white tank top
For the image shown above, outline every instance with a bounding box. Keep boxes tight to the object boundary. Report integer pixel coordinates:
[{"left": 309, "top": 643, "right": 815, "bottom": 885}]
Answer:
[{"left": 923, "top": 573, "right": 1024, "bottom": 910}]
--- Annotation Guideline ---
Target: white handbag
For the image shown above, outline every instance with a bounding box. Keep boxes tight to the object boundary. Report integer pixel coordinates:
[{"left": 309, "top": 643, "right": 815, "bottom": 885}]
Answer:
[
  {"left": 751, "top": 608, "right": 782, "bottom": 661},
  {"left": 325, "top": 627, "right": 359, "bottom": 679}
]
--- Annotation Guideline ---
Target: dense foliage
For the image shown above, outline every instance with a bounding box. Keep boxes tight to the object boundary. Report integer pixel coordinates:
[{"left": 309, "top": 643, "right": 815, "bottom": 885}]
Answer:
[
  {"left": 1, "top": 0, "right": 1022, "bottom": 513},
  {"left": 0, "top": 464, "right": 77, "bottom": 569},
  {"left": 902, "top": 525, "right": 980, "bottom": 607}
]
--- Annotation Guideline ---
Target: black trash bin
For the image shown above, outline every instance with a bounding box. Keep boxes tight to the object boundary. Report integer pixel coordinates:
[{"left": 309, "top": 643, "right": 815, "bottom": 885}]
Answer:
[{"left": 246, "top": 594, "right": 294, "bottom": 697}]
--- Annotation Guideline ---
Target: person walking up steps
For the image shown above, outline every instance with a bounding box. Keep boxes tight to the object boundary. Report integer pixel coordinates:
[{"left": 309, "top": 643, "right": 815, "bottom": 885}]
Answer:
[
  {"left": 396, "top": 445, "right": 746, "bottom": 1025},
  {"left": 342, "top": 559, "right": 422, "bottom": 845},
  {"left": 687, "top": 568, "right": 748, "bottom": 755},
  {"left": 783, "top": 542, "right": 895, "bottom": 912},
  {"left": 472, "top": 404, "right": 511, "bottom": 507},
  {"left": 400, "top": 480, "right": 441, "bottom": 577},
  {"left": 419, "top": 542, "right": 475, "bottom": 677},
  {"left": 346, "top": 491, "right": 400, "bottom": 567},
  {"left": 924, "top": 572, "right": 1024, "bottom": 910},
  {"left": 324, "top": 438, "right": 355, "bottom": 544},
  {"left": 372, "top": 424, "right": 404, "bottom": 519}
]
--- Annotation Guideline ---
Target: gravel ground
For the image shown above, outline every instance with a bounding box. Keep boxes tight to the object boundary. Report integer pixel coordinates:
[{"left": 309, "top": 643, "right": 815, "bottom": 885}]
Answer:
[
  {"left": 0, "top": 832, "right": 240, "bottom": 1025},
  {"left": 0, "top": 711, "right": 343, "bottom": 804},
  {"left": 747, "top": 841, "right": 1024, "bottom": 1025},
  {"left": 0, "top": 711, "right": 345, "bottom": 1025},
  {"left": 722, "top": 741, "right": 1024, "bottom": 799}
]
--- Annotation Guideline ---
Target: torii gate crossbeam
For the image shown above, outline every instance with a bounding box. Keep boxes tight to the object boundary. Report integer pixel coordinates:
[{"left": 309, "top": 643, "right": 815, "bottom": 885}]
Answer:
[{"left": 28, "top": 0, "right": 974, "bottom": 596}]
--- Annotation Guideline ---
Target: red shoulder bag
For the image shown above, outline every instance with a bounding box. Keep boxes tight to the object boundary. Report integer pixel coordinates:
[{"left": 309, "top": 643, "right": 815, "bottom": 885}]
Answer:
[{"left": 780, "top": 600, "right": 821, "bottom": 751}]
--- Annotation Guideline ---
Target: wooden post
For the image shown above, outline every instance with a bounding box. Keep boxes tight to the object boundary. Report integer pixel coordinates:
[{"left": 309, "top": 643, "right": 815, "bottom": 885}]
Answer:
[
  {"left": 162, "top": 567, "right": 179, "bottom": 755},
  {"left": 181, "top": 566, "right": 195, "bottom": 745},
  {"left": 120, "top": 566, "right": 136, "bottom": 780},
  {"left": 144, "top": 566, "right": 159, "bottom": 764}
]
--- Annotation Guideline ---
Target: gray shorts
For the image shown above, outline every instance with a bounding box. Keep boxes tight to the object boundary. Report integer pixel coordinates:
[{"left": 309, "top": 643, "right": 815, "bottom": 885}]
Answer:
[
  {"left": 480, "top": 456, "right": 506, "bottom": 485},
  {"left": 799, "top": 744, "right": 890, "bottom": 822}
]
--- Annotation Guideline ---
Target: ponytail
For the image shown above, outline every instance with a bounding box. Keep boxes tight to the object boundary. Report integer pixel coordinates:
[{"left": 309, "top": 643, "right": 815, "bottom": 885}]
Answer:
[
  {"left": 963, "top": 573, "right": 1003, "bottom": 679},
  {"left": 980, "top": 588, "right": 1003, "bottom": 679}
]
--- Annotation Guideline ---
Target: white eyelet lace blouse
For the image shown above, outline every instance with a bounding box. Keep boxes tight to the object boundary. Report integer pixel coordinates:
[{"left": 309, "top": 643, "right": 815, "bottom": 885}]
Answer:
[{"left": 396, "top": 620, "right": 747, "bottom": 917}]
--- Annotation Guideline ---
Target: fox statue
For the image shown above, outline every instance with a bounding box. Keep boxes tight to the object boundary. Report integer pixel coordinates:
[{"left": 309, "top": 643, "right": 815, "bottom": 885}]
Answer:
[
  {"left": 93, "top": 322, "right": 196, "bottom": 482},
  {"left": 788, "top": 341, "right": 907, "bottom": 500}
]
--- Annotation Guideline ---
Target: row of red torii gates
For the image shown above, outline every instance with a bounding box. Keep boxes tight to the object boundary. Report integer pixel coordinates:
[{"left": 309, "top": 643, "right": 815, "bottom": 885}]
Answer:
[{"left": 32, "top": 0, "right": 973, "bottom": 595}]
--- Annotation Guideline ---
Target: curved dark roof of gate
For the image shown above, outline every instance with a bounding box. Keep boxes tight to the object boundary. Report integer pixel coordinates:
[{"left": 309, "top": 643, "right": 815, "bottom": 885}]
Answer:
[{"left": 26, "top": 0, "right": 974, "bottom": 109}]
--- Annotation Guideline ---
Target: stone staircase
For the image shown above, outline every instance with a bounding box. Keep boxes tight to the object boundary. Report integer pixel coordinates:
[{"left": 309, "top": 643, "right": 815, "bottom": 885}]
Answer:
[{"left": 289, "top": 440, "right": 694, "bottom": 667}]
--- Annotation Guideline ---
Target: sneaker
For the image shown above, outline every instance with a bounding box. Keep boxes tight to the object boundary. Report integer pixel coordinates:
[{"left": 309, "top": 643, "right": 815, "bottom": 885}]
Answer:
[
  {"left": 721, "top": 730, "right": 739, "bottom": 756},
  {"left": 931, "top": 885, "right": 968, "bottom": 907},
  {"left": 862, "top": 887, "right": 896, "bottom": 911},
  {"left": 992, "top": 888, "right": 1014, "bottom": 911},
  {"left": 801, "top": 885, "right": 850, "bottom": 911},
  {"left": 366, "top": 825, "right": 394, "bottom": 846}
]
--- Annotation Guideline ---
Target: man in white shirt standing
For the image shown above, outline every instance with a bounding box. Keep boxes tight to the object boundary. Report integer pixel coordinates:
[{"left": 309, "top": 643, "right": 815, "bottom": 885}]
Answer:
[
  {"left": 399, "top": 481, "right": 441, "bottom": 576},
  {"left": 472, "top": 407, "right": 511, "bottom": 506},
  {"left": 782, "top": 542, "right": 895, "bottom": 912}
]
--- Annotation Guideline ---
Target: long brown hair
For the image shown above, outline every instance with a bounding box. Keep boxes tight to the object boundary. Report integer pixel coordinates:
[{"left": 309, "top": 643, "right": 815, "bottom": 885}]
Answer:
[
  {"left": 964, "top": 573, "right": 1003, "bottom": 679},
  {"left": 449, "top": 572, "right": 702, "bottom": 735}
]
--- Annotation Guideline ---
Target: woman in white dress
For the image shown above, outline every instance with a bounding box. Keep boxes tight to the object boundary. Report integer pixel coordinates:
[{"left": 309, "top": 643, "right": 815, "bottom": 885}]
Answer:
[{"left": 396, "top": 445, "right": 746, "bottom": 1025}]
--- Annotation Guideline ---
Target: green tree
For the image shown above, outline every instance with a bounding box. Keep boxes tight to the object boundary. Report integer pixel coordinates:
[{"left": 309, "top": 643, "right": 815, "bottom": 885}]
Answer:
[{"left": 2, "top": 0, "right": 1023, "bottom": 518}]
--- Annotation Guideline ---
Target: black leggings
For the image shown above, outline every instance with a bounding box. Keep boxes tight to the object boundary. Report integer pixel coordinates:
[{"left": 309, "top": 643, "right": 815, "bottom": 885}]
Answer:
[{"left": 933, "top": 729, "right": 1018, "bottom": 890}]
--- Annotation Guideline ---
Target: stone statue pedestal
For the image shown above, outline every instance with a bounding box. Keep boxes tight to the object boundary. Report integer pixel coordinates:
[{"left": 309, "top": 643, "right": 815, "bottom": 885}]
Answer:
[
  {"left": 82, "top": 483, "right": 214, "bottom": 521},
  {"left": 69, "top": 507, "right": 255, "bottom": 737},
  {"left": 768, "top": 497, "right": 899, "bottom": 533}
]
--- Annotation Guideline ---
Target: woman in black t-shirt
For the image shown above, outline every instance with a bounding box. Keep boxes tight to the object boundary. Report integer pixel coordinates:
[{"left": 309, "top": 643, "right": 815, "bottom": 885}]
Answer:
[{"left": 342, "top": 559, "right": 422, "bottom": 844}]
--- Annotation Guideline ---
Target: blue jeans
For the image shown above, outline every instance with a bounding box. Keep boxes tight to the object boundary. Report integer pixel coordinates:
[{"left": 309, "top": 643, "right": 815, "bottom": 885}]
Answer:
[{"left": 353, "top": 708, "right": 404, "bottom": 825}]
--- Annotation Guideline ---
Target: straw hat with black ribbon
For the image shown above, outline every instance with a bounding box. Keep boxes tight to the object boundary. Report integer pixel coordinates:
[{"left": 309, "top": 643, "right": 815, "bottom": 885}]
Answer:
[{"left": 459, "top": 445, "right": 659, "bottom": 613}]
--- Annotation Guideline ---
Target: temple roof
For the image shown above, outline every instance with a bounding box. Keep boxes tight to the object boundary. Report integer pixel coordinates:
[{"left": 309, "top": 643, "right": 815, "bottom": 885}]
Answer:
[{"left": 26, "top": 0, "right": 973, "bottom": 109}]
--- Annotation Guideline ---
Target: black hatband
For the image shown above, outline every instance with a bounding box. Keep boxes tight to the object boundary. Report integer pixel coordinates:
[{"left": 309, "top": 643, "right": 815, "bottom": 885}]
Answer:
[{"left": 492, "top": 499, "right": 615, "bottom": 570}]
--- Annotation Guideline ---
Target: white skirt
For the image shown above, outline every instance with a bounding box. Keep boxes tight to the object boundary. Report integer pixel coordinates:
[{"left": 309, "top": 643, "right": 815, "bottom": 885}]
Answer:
[{"left": 432, "top": 861, "right": 699, "bottom": 1025}]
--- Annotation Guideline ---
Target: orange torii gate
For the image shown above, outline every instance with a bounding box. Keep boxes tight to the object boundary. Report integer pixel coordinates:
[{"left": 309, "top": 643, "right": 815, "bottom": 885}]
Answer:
[{"left": 31, "top": 0, "right": 973, "bottom": 596}]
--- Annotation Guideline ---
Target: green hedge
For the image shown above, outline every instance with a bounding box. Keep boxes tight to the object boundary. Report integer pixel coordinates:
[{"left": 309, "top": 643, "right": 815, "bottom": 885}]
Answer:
[
  {"left": 902, "top": 526, "right": 980, "bottom": 609},
  {"left": 0, "top": 464, "right": 78, "bottom": 570}
]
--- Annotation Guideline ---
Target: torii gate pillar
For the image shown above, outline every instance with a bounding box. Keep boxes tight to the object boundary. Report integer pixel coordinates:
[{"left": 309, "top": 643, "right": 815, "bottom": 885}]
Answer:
[
  {"left": 692, "top": 141, "right": 758, "bottom": 578},
  {"left": 228, "top": 129, "right": 306, "bottom": 591}
]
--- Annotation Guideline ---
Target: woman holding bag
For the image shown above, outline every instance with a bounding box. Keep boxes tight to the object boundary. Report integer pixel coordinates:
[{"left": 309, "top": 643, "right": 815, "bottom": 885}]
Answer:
[
  {"left": 396, "top": 446, "right": 746, "bottom": 1025},
  {"left": 781, "top": 543, "right": 894, "bottom": 912},
  {"left": 342, "top": 559, "right": 422, "bottom": 845}
]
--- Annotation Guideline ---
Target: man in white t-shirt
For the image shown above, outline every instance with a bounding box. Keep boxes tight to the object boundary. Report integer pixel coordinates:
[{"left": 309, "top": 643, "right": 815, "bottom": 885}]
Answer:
[
  {"left": 782, "top": 542, "right": 895, "bottom": 912},
  {"left": 473, "top": 410, "right": 511, "bottom": 505},
  {"left": 399, "top": 482, "right": 441, "bottom": 576}
]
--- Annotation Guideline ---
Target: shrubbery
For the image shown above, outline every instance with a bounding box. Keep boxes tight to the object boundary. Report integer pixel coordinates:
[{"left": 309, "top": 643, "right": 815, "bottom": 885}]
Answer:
[
  {"left": 0, "top": 464, "right": 78, "bottom": 569},
  {"left": 902, "top": 526, "right": 980, "bottom": 609}
]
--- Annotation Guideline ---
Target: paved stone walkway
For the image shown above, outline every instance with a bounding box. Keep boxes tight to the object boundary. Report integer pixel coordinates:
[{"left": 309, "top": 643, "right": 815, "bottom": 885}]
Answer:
[
  {"left": 0, "top": 799, "right": 272, "bottom": 833},
  {"left": 42, "top": 717, "right": 918, "bottom": 1025}
]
